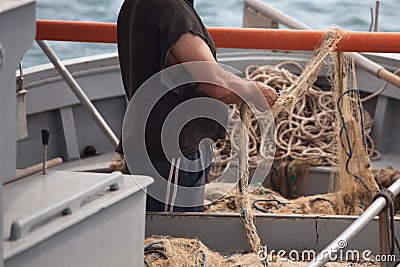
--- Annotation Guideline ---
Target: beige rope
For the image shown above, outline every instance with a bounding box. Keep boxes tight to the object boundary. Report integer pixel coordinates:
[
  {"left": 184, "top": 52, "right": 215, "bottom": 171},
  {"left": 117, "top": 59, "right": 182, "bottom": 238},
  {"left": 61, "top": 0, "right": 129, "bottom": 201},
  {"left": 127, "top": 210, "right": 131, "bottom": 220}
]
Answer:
[
  {"left": 237, "top": 103, "right": 263, "bottom": 256},
  {"left": 234, "top": 28, "right": 351, "bottom": 264}
]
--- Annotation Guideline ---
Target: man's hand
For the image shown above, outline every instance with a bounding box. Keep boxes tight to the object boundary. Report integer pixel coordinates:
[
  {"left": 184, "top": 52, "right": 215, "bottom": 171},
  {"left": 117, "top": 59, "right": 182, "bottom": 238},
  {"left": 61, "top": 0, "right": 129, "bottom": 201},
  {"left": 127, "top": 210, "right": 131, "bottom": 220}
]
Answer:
[{"left": 255, "top": 82, "right": 278, "bottom": 109}]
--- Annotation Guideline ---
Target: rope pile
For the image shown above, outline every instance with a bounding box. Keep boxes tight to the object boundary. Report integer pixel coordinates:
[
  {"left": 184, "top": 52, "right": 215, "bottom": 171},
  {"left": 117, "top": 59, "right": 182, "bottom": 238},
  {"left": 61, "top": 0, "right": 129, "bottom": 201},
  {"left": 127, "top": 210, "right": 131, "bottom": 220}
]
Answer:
[{"left": 250, "top": 66, "right": 337, "bottom": 166}]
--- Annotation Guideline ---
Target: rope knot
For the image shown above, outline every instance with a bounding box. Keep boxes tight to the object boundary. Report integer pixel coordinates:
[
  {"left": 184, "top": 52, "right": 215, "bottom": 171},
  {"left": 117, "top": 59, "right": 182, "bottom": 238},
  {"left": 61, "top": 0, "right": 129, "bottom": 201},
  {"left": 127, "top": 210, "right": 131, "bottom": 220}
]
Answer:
[
  {"left": 372, "top": 188, "right": 398, "bottom": 256},
  {"left": 373, "top": 188, "right": 395, "bottom": 210}
]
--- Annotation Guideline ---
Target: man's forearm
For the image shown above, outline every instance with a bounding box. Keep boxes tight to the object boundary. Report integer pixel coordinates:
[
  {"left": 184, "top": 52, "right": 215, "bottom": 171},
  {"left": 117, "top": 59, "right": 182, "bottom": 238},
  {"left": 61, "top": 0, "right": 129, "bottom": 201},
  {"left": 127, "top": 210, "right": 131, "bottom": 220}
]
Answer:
[{"left": 199, "top": 70, "right": 277, "bottom": 109}]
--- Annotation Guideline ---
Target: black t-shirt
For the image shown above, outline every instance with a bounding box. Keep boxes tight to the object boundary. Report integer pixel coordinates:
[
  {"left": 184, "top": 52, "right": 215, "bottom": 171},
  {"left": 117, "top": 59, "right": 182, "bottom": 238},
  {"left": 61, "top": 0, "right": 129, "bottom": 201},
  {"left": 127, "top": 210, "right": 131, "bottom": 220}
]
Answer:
[{"left": 116, "top": 0, "right": 226, "bottom": 157}]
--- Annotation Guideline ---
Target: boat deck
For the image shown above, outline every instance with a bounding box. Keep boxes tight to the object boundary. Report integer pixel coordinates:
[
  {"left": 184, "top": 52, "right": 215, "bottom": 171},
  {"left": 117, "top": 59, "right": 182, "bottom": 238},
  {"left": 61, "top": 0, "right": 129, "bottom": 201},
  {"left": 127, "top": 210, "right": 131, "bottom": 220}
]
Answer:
[{"left": 51, "top": 151, "right": 118, "bottom": 173}]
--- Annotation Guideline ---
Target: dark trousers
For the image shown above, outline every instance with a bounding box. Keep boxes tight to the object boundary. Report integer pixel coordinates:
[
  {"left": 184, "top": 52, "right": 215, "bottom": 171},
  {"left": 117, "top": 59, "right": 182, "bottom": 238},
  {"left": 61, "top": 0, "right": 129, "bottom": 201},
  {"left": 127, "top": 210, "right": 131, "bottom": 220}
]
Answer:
[{"left": 126, "top": 150, "right": 211, "bottom": 212}]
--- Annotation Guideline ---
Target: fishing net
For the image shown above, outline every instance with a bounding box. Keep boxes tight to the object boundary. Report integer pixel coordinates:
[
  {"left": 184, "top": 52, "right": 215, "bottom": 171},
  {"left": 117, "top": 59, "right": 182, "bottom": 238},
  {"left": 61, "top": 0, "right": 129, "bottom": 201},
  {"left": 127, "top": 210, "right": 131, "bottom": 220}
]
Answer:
[
  {"left": 263, "top": 160, "right": 310, "bottom": 199},
  {"left": 330, "top": 53, "right": 380, "bottom": 215},
  {"left": 205, "top": 182, "right": 337, "bottom": 215},
  {"left": 144, "top": 236, "right": 262, "bottom": 267},
  {"left": 109, "top": 154, "right": 126, "bottom": 173},
  {"left": 204, "top": 167, "right": 400, "bottom": 215},
  {"left": 143, "top": 236, "right": 379, "bottom": 266}
]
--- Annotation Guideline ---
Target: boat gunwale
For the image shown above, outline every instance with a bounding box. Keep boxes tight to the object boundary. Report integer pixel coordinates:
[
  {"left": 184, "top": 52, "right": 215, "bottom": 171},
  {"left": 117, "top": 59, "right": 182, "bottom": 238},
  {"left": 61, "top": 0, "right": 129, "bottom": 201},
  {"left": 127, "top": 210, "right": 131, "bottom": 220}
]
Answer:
[{"left": 19, "top": 50, "right": 400, "bottom": 117}]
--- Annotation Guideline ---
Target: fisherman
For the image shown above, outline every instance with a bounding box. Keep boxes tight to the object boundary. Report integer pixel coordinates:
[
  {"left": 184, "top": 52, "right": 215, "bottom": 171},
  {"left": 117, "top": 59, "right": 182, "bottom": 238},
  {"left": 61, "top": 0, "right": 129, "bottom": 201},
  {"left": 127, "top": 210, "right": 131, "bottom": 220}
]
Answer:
[{"left": 116, "top": 0, "right": 277, "bottom": 212}]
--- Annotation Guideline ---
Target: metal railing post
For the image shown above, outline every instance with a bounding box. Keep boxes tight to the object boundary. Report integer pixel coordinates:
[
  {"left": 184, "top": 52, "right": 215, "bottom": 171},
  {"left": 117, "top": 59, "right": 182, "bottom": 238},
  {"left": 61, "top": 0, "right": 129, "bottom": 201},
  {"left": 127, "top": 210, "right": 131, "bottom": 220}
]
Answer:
[
  {"left": 36, "top": 40, "right": 119, "bottom": 148},
  {"left": 378, "top": 208, "right": 391, "bottom": 267}
]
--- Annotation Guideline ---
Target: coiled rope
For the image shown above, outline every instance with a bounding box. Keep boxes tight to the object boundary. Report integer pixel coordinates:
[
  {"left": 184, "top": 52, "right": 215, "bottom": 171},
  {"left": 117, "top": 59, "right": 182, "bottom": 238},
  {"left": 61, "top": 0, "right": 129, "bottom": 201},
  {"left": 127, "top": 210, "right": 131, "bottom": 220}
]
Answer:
[{"left": 210, "top": 60, "right": 380, "bottom": 180}]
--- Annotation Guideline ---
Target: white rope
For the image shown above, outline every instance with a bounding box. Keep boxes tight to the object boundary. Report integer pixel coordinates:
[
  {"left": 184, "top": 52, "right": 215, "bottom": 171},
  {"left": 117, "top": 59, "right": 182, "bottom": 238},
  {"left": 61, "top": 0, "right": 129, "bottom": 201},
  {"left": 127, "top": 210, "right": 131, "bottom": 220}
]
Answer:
[
  {"left": 165, "top": 158, "right": 176, "bottom": 212},
  {"left": 169, "top": 157, "right": 181, "bottom": 212}
]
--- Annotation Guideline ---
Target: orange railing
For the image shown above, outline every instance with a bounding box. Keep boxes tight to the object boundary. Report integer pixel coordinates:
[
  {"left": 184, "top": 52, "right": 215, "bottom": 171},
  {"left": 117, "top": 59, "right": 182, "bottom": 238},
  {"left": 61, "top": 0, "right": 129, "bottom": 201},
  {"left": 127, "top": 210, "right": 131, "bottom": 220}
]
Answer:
[{"left": 36, "top": 20, "right": 400, "bottom": 53}]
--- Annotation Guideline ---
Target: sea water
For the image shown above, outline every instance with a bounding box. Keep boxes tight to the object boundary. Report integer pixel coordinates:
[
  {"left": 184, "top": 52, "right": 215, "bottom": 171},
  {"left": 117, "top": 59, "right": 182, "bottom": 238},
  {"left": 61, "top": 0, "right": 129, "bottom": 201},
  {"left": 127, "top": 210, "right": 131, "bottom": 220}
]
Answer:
[{"left": 23, "top": 0, "right": 400, "bottom": 67}]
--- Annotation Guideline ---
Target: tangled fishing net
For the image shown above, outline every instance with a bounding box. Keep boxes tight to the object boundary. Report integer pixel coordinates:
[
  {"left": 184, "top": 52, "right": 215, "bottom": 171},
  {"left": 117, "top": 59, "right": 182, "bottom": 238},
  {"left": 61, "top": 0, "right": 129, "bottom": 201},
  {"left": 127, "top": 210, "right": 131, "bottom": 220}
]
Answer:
[
  {"left": 205, "top": 182, "right": 337, "bottom": 215},
  {"left": 144, "top": 236, "right": 262, "bottom": 267},
  {"left": 143, "top": 236, "right": 380, "bottom": 266},
  {"left": 205, "top": 168, "right": 399, "bottom": 215}
]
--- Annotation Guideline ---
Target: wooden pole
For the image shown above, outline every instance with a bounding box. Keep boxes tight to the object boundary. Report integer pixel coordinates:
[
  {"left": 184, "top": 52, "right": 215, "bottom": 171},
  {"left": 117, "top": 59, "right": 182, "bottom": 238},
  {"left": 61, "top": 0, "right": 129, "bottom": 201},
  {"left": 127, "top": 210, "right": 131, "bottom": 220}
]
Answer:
[{"left": 4, "top": 157, "right": 63, "bottom": 185}]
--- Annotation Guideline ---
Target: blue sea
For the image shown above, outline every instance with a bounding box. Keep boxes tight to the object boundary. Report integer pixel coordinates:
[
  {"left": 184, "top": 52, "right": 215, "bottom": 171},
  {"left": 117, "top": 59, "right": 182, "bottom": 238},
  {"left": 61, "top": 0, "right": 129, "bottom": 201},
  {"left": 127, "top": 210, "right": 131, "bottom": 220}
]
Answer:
[{"left": 23, "top": 0, "right": 400, "bottom": 67}]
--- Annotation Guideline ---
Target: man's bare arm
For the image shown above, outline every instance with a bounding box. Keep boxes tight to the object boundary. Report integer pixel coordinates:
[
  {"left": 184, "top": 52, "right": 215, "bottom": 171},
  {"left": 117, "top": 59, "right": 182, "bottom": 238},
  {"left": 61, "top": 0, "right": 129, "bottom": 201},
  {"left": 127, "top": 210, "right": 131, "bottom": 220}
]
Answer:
[{"left": 168, "top": 33, "right": 277, "bottom": 109}]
